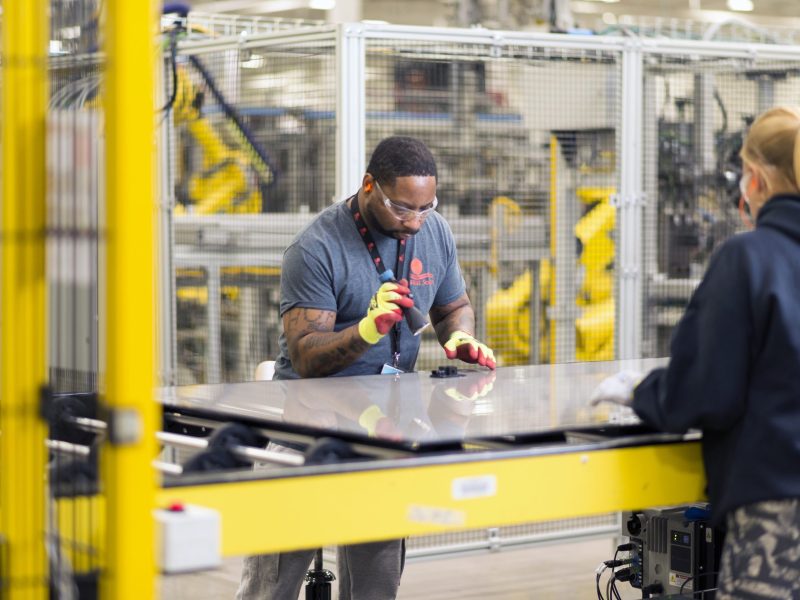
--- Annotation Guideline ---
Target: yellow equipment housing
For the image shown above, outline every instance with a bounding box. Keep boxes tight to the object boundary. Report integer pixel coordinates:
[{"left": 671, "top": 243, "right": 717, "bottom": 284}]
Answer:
[
  {"left": 486, "top": 187, "right": 616, "bottom": 364},
  {"left": 172, "top": 65, "right": 265, "bottom": 215},
  {"left": 575, "top": 186, "right": 616, "bottom": 361}
]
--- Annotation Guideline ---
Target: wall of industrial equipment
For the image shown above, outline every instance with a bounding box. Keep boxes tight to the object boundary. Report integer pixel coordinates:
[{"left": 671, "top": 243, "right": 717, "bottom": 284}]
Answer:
[{"left": 158, "top": 21, "right": 800, "bottom": 388}]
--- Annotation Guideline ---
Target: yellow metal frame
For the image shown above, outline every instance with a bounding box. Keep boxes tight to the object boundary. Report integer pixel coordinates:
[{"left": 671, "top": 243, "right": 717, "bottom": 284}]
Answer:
[
  {"left": 54, "top": 441, "right": 703, "bottom": 564},
  {"left": 55, "top": 496, "right": 106, "bottom": 574},
  {"left": 157, "top": 442, "right": 704, "bottom": 557},
  {"left": 102, "top": 1, "right": 159, "bottom": 598},
  {"left": 1, "top": 2, "right": 49, "bottom": 598},
  {"left": 548, "top": 135, "right": 559, "bottom": 364}
]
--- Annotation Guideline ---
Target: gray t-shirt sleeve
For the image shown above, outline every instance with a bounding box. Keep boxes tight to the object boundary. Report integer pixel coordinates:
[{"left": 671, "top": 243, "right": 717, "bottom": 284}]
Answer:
[
  {"left": 279, "top": 242, "right": 337, "bottom": 316},
  {"left": 431, "top": 217, "right": 466, "bottom": 307}
]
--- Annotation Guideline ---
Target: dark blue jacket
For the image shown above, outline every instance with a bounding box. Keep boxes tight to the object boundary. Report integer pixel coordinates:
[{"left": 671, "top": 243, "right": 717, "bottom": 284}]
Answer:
[{"left": 633, "top": 194, "right": 800, "bottom": 525}]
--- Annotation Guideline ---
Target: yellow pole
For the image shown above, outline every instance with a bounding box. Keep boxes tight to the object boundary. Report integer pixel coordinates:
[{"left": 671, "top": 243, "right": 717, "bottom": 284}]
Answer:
[
  {"left": 0, "top": 1, "right": 49, "bottom": 598},
  {"left": 101, "top": 1, "right": 159, "bottom": 598},
  {"left": 548, "top": 136, "right": 560, "bottom": 425},
  {"left": 548, "top": 135, "right": 558, "bottom": 364}
]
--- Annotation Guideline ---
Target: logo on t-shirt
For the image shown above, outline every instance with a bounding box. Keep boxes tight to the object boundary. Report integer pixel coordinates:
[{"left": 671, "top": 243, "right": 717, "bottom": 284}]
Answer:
[{"left": 409, "top": 257, "right": 433, "bottom": 286}]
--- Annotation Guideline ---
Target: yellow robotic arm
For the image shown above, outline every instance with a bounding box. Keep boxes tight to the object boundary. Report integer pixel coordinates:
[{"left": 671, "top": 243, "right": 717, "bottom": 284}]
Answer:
[{"left": 172, "top": 64, "right": 268, "bottom": 214}]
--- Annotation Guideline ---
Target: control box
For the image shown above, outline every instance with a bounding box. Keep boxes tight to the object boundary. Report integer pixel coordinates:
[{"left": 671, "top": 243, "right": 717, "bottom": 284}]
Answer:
[
  {"left": 622, "top": 505, "right": 723, "bottom": 597},
  {"left": 156, "top": 503, "right": 222, "bottom": 573}
]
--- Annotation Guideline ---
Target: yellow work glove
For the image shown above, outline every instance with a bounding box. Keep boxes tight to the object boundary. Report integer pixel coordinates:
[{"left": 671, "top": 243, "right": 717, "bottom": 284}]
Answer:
[
  {"left": 443, "top": 330, "right": 496, "bottom": 369},
  {"left": 357, "top": 279, "right": 413, "bottom": 345}
]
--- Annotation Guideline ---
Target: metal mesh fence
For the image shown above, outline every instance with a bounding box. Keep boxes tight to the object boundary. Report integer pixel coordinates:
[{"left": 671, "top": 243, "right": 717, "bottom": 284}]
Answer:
[
  {"left": 168, "top": 32, "right": 625, "bottom": 384},
  {"left": 48, "top": 0, "right": 102, "bottom": 394},
  {"left": 170, "top": 37, "right": 336, "bottom": 384},
  {"left": 640, "top": 51, "right": 800, "bottom": 357},
  {"left": 591, "top": 15, "right": 800, "bottom": 46},
  {"left": 46, "top": 0, "right": 104, "bottom": 596},
  {"left": 365, "top": 38, "right": 621, "bottom": 369},
  {"left": 164, "top": 27, "right": 800, "bottom": 383},
  {"left": 180, "top": 12, "right": 325, "bottom": 37},
  {"left": 406, "top": 513, "right": 618, "bottom": 558}
]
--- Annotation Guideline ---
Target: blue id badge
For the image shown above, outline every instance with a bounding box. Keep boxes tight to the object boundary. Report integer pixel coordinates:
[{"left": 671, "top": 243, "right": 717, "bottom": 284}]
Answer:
[{"left": 381, "top": 363, "right": 405, "bottom": 375}]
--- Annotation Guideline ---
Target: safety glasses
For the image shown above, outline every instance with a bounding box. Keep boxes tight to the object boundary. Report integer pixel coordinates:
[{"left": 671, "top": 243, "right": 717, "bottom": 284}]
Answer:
[{"left": 374, "top": 179, "right": 438, "bottom": 222}]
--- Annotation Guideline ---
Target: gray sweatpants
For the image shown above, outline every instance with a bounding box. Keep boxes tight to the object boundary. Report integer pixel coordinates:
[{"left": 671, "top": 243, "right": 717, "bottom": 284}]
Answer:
[
  {"left": 716, "top": 498, "right": 800, "bottom": 600},
  {"left": 236, "top": 443, "right": 404, "bottom": 599},
  {"left": 235, "top": 539, "right": 405, "bottom": 600}
]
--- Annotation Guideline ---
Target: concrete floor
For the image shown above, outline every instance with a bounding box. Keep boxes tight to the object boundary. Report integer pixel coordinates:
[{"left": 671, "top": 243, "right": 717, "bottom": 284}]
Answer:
[{"left": 160, "top": 537, "right": 642, "bottom": 599}]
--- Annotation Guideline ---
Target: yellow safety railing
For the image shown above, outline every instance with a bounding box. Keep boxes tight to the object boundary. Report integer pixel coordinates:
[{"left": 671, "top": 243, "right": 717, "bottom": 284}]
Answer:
[
  {"left": 1, "top": 1, "right": 49, "bottom": 598},
  {"left": 101, "top": 1, "right": 159, "bottom": 598}
]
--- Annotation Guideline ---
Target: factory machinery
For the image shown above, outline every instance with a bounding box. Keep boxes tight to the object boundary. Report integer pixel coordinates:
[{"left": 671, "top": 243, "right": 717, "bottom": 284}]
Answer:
[
  {"left": 613, "top": 505, "right": 723, "bottom": 599},
  {"left": 165, "top": 17, "right": 800, "bottom": 385},
  {"left": 592, "top": 497, "right": 724, "bottom": 599},
  {"left": 42, "top": 358, "right": 707, "bottom": 598},
  {"left": 165, "top": 20, "right": 621, "bottom": 383}
]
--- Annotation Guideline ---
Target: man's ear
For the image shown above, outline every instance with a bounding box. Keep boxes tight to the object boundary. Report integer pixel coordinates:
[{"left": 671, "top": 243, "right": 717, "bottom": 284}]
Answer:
[{"left": 363, "top": 173, "right": 373, "bottom": 193}]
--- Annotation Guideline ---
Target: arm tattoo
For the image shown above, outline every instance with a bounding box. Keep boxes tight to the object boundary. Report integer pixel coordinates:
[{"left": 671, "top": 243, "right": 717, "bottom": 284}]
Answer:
[{"left": 283, "top": 308, "right": 371, "bottom": 377}]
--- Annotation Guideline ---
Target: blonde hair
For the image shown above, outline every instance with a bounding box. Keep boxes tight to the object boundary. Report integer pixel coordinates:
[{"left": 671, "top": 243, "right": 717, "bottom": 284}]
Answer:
[{"left": 740, "top": 105, "right": 800, "bottom": 192}]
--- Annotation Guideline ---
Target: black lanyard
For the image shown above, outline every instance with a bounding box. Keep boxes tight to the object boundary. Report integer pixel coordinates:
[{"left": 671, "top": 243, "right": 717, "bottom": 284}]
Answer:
[{"left": 349, "top": 194, "right": 410, "bottom": 368}]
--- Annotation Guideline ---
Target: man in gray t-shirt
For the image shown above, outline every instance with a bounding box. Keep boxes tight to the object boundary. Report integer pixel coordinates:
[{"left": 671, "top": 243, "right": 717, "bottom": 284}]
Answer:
[{"left": 237, "top": 136, "right": 495, "bottom": 600}]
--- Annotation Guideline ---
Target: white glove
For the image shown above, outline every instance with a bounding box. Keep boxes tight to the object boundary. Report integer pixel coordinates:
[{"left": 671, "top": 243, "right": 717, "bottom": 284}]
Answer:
[{"left": 589, "top": 370, "right": 643, "bottom": 407}]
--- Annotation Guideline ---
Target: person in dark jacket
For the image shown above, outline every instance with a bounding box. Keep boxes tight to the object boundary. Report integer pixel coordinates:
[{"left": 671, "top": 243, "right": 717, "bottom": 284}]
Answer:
[{"left": 591, "top": 105, "right": 800, "bottom": 599}]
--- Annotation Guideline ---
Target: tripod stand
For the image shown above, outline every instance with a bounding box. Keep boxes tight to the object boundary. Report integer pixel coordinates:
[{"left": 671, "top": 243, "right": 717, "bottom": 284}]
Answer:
[{"left": 305, "top": 548, "right": 335, "bottom": 599}]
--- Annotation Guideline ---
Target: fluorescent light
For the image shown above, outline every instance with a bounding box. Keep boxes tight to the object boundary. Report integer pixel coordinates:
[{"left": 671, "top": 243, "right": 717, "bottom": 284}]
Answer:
[
  {"left": 572, "top": 0, "right": 618, "bottom": 13},
  {"left": 309, "top": 0, "right": 336, "bottom": 9},
  {"left": 727, "top": 0, "right": 754, "bottom": 11}
]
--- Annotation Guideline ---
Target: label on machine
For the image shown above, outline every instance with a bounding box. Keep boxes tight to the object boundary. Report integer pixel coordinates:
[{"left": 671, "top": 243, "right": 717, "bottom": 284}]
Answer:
[
  {"left": 669, "top": 571, "right": 692, "bottom": 591},
  {"left": 451, "top": 475, "right": 497, "bottom": 500}
]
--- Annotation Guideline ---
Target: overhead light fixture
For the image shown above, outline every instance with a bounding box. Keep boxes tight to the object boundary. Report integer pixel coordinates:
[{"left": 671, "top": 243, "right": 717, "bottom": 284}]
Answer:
[
  {"left": 194, "top": 0, "right": 331, "bottom": 13},
  {"left": 727, "top": 0, "right": 754, "bottom": 11}
]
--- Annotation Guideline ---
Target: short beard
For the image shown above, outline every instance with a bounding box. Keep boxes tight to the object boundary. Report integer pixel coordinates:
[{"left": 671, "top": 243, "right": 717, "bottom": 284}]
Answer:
[{"left": 362, "top": 199, "right": 403, "bottom": 239}]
